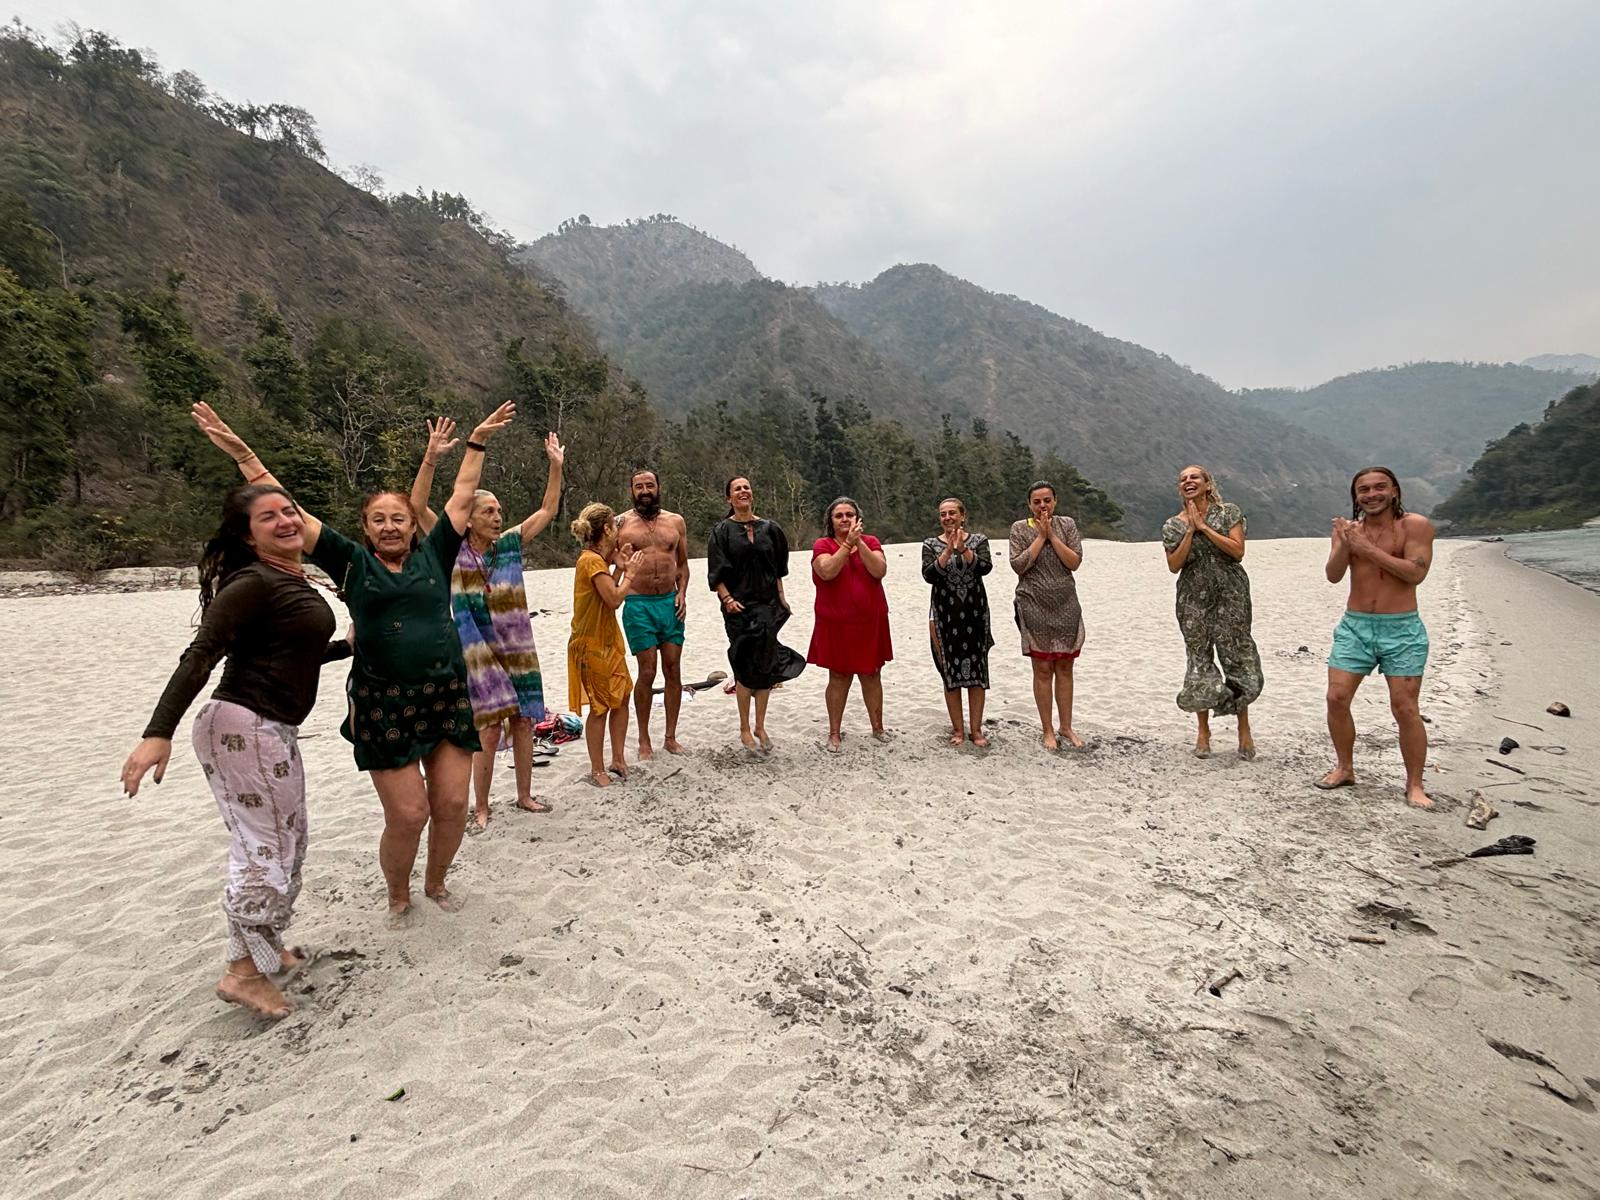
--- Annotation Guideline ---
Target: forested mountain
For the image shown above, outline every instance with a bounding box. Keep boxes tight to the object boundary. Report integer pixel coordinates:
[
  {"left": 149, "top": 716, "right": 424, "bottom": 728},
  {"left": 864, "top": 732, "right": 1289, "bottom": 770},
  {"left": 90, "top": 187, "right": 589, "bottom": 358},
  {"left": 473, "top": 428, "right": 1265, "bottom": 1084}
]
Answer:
[
  {"left": 0, "top": 26, "right": 1120, "bottom": 570},
  {"left": 519, "top": 226, "right": 953, "bottom": 428},
  {"left": 1520, "top": 352, "right": 1600, "bottom": 376},
  {"left": 1241, "top": 362, "right": 1574, "bottom": 512},
  {"left": 815, "top": 266, "right": 1356, "bottom": 537},
  {"left": 1434, "top": 379, "right": 1600, "bottom": 531},
  {"left": 517, "top": 217, "right": 760, "bottom": 342},
  {"left": 0, "top": 26, "right": 650, "bottom": 570}
]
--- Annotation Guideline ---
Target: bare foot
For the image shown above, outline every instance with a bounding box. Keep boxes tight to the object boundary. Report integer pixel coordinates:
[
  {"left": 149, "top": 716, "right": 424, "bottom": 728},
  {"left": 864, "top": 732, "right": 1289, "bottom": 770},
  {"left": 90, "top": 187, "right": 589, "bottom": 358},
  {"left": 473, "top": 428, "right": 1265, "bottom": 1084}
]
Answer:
[
  {"left": 755, "top": 727, "right": 772, "bottom": 752},
  {"left": 589, "top": 769, "right": 612, "bottom": 787},
  {"left": 827, "top": 733, "right": 843, "bottom": 753},
  {"left": 216, "top": 970, "right": 293, "bottom": 1019},
  {"left": 1405, "top": 784, "right": 1434, "bottom": 810},
  {"left": 1193, "top": 736, "right": 1212, "bottom": 759},
  {"left": 872, "top": 729, "right": 891, "bottom": 744},
  {"left": 386, "top": 899, "right": 419, "bottom": 930},
  {"left": 1059, "top": 728, "right": 1086, "bottom": 749},
  {"left": 970, "top": 733, "right": 991, "bottom": 749},
  {"left": 516, "top": 796, "right": 553, "bottom": 813},
  {"left": 740, "top": 730, "right": 758, "bottom": 751},
  {"left": 1042, "top": 730, "right": 1059, "bottom": 751},
  {"left": 1238, "top": 741, "right": 1257, "bottom": 761},
  {"left": 948, "top": 729, "right": 965, "bottom": 747},
  {"left": 609, "top": 761, "right": 629, "bottom": 781},
  {"left": 426, "top": 886, "right": 466, "bottom": 913},
  {"left": 471, "top": 808, "right": 490, "bottom": 832},
  {"left": 664, "top": 737, "right": 684, "bottom": 754},
  {"left": 1314, "top": 768, "right": 1355, "bottom": 790},
  {"left": 278, "top": 946, "right": 309, "bottom": 972},
  {"left": 638, "top": 738, "right": 654, "bottom": 761}
]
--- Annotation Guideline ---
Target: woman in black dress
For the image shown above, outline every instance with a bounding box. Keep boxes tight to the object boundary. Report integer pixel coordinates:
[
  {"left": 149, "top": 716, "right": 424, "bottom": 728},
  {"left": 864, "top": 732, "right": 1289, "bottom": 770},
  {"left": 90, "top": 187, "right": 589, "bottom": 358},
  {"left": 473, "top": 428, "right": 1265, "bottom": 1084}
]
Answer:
[
  {"left": 922, "top": 496, "right": 994, "bottom": 748},
  {"left": 706, "top": 476, "right": 805, "bottom": 752}
]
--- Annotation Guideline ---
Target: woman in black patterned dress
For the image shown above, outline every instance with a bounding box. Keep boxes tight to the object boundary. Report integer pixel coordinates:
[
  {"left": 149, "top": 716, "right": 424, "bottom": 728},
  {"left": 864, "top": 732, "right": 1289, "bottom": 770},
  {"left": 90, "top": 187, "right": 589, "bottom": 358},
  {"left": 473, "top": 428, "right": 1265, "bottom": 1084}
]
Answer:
[{"left": 923, "top": 497, "right": 994, "bottom": 748}]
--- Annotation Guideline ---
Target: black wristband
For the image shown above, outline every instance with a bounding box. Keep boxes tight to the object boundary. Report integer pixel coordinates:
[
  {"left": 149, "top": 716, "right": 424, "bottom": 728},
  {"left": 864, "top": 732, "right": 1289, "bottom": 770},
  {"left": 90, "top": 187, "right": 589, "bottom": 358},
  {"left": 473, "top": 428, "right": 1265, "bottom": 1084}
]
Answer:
[{"left": 466, "top": 439, "right": 487, "bottom": 452}]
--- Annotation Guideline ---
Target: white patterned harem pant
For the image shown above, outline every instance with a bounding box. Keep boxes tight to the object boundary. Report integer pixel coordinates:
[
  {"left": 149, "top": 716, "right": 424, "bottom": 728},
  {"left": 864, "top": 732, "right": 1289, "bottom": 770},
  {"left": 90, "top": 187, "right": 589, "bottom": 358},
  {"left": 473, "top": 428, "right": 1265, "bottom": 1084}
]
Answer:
[{"left": 191, "top": 700, "right": 307, "bottom": 974}]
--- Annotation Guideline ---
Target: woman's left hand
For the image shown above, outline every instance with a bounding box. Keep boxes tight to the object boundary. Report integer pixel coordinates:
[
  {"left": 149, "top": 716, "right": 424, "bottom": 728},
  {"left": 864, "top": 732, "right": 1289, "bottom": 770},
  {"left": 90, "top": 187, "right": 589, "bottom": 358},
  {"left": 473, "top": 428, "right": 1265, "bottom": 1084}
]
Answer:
[{"left": 470, "top": 401, "right": 517, "bottom": 444}]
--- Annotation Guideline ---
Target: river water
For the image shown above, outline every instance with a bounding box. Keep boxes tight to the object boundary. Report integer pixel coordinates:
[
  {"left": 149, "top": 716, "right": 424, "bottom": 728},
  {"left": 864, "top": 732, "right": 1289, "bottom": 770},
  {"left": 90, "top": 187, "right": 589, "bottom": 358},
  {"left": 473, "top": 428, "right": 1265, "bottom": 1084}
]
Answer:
[{"left": 1498, "top": 524, "right": 1600, "bottom": 594}]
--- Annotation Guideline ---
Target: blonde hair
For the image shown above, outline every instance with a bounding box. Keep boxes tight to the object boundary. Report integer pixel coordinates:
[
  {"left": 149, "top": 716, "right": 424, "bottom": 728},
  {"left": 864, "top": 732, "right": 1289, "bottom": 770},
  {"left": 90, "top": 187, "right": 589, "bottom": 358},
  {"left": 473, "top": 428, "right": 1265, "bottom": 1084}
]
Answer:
[
  {"left": 1179, "top": 465, "right": 1224, "bottom": 510},
  {"left": 570, "top": 501, "right": 615, "bottom": 547}
]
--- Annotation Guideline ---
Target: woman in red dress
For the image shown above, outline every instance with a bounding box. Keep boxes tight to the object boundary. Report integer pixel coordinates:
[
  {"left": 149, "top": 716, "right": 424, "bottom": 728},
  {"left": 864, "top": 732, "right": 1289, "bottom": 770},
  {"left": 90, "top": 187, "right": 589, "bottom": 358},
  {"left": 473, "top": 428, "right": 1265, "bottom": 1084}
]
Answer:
[{"left": 809, "top": 496, "right": 893, "bottom": 752}]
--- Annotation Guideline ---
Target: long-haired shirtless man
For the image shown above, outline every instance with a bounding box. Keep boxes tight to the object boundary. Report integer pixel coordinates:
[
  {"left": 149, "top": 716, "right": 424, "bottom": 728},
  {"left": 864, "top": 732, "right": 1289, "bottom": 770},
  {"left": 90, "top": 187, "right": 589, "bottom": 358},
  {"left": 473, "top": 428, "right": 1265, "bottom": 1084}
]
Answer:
[{"left": 1317, "top": 466, "right": 1436, "bottom": 808}]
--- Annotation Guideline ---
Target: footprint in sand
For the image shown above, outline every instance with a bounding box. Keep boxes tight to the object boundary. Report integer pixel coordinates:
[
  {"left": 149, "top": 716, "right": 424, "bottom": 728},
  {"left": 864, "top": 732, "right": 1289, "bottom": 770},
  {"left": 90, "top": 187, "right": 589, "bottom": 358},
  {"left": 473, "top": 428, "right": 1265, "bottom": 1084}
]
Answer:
[{"left": 1408, "top": 974, "right": 1463, "bottom": 1009}]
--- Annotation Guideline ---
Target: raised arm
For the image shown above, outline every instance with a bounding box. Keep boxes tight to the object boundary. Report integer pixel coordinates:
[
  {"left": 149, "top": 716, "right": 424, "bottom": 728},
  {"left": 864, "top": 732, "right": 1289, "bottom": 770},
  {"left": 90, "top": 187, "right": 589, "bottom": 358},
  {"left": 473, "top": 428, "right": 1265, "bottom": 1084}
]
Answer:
[
  {"left": 410, "top": 417, "right": 459, "bottom": 536},
  {"left": 1047, "top": 518, "right": 1083, "bottom": 571},
  {"left": 191, "top": 402, "right": 323, "bottom": 551},
  {"left": 591, "top": 550, "right": 644, "bottom": 611},
  {"left": 516, "top": 432, "right": 566, "bottom": 542},
  {"left": 442, "top": 402, "right": 516, "bottom": 534},
  {"left": 1326, "top": 520, "right": 1353, "bottom": 583},
  {"left": 856, "top": 532, "right": 888, "bottom": 580}
]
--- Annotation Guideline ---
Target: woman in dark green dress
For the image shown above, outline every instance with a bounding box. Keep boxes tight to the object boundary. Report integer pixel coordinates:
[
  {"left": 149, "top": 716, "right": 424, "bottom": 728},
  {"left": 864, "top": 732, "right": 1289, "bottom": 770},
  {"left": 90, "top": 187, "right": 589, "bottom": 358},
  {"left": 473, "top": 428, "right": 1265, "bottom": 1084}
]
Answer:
[
  {"left": 191, "top": 399, "right": 516, "bottom": 922},
  {"left": 1162, "top": 465, "right": 1262, "bottom": 760}
]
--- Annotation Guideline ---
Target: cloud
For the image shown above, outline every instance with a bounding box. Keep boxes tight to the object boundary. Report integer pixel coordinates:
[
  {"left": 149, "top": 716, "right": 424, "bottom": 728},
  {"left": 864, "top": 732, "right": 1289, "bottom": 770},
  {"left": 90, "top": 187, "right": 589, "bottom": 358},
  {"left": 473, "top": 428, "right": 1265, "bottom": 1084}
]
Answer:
[{"left": 18, "top": 0, "right": 1600, "bottom": 386}]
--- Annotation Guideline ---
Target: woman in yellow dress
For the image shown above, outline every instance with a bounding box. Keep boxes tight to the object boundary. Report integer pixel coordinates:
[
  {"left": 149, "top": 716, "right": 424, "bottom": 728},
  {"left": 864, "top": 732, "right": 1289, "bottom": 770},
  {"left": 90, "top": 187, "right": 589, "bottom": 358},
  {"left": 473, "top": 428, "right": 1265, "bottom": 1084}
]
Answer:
[{"left": 568, "top": 503, "right": 644, "bottom": 786}]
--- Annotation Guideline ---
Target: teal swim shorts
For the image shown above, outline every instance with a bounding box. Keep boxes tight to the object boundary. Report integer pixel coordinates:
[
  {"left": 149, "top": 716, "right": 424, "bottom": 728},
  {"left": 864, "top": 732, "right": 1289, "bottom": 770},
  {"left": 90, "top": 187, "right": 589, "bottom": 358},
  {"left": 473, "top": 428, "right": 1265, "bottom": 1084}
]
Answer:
[
  {"left": 621, "top": 591, "right": 685, "bottom": 655},
  {"left": 1328, "top": 610, "right": 1429, "bottom": 678}
]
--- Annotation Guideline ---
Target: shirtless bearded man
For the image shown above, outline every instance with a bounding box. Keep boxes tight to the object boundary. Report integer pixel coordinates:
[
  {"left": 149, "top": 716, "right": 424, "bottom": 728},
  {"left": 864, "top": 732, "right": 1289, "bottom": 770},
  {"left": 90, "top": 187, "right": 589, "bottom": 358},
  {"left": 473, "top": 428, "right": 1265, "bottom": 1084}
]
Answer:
[
  {"left": 1317, "top": 467, "right": 1437, "bottom": 808},
  {"left": 616, "top": 470, "right": 690, "bottom": 757}
]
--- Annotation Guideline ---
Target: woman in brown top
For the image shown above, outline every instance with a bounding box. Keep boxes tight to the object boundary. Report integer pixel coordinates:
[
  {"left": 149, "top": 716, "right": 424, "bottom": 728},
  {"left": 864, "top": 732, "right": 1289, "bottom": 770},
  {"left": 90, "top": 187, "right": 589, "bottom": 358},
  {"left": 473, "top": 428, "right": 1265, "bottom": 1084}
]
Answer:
[
  {"left": 121, "top": 483, "right": 351, "bottom": 1020},
  {"left": 1009, "top": 480, "right": 1087, "bottom": 750}
]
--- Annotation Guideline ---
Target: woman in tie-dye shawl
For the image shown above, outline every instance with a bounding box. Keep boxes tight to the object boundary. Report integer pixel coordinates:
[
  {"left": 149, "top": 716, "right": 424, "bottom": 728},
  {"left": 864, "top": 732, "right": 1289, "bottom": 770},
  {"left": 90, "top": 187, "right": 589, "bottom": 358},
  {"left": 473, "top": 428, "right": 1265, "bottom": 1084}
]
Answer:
[{"left": 413, "top": 422, "right": 565, "bottom": 828}]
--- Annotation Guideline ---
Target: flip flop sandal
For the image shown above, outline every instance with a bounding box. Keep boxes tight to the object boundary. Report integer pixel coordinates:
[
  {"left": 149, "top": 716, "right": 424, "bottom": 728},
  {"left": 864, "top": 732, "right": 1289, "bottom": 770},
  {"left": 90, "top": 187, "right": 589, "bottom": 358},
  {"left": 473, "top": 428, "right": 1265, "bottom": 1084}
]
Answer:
[{"left": 1313, "top": 776, "right": 1355, "bottom": 790}]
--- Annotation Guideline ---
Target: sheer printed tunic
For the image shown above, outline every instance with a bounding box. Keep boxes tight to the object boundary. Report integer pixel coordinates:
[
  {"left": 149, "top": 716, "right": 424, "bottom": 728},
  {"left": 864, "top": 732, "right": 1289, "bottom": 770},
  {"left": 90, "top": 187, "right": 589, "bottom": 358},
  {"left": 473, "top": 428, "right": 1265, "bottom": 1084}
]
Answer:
[
  {"left": 922, "top": 533, "right": 994, "bottom": 690},
  {"left": 706, "top": 517, "right": 806, "bottom": 691},
  {"left": 309, "top": 518, "right": 480, "bottom": 771},
  {"left": 452, "top": 529, "right": 545, "bottom": 729},
  {"left": 1008, "top": 515, "right": 1086, "bottom": 657},
  {"left": 808, "top": 535, "right": 893, "bottom": 675},
  {"left": 1161, "top": 501, "right": 1263, "bottom": 716}
]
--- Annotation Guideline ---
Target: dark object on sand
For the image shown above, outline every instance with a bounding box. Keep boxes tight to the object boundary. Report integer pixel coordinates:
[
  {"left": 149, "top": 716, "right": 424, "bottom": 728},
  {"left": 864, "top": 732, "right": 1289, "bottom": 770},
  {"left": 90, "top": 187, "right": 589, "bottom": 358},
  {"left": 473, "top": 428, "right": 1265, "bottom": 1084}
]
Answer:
[
  {"left": 1546, "top": 702, "right": 1571, "bottom": 717},
  {"left": 384, "top": 1087, "right": 406, "bottom": 1101},
  {"left": 653, "top": 669, "right": 729, "bottom": 696},
  {"left": 1348, "top": 933, "right": 1387, "bottom": 945},
  {"left": 1498, "top": 737, "right": 1519, "bottom": 755},
  {"left": 1206, "top": 968, "right": 1244, "bottom": 997},
  {"left": 1467, "top": 835, "right": 1536, "bottom": 859}
]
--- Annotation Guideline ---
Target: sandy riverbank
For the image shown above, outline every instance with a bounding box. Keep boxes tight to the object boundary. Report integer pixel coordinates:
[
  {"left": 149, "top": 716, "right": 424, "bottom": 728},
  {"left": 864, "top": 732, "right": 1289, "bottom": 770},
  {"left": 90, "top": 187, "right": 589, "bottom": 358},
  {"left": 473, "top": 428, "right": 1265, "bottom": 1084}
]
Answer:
[{"left": 0, "top": 536, "right": 1595, "bottom": 1198}]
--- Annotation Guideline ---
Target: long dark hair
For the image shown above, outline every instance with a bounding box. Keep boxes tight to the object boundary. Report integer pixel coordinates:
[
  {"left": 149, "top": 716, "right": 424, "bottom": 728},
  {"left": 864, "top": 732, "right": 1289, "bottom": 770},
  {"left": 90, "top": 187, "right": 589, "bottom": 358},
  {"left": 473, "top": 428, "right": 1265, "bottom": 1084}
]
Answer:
[
  {"left": 724, "top": 475, "right": 751, "bottom": 519},
  {"left": 198, "top": 484, "right": 294, "bottom": 610},
  {"left": 1349, "top": 466, "right": 1405, "bottom": 520}
]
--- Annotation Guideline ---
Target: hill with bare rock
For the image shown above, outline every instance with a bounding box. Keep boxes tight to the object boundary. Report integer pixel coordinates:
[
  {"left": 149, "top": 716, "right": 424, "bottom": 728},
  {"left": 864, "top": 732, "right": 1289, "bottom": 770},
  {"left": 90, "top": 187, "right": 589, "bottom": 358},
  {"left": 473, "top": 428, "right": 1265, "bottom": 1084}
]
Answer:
[{"left": 814, "top": 265, "right": 1357, "bottom": 537}]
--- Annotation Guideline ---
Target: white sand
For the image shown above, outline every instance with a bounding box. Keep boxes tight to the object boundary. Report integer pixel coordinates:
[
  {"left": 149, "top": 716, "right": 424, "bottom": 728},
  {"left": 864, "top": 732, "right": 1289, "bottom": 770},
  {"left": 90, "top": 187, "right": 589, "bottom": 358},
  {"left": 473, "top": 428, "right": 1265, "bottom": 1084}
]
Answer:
[{"left": 1, "top": 537, "right": 1596, "bottom": 1198}]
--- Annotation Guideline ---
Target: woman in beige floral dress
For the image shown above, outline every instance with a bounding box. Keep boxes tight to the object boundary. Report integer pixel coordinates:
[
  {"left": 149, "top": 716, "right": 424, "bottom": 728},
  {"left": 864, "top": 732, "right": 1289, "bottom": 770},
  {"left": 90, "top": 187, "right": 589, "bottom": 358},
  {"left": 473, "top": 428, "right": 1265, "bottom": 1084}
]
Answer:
[{"left": 1162, "top": 465, "right": 1262, "bottom": 759}]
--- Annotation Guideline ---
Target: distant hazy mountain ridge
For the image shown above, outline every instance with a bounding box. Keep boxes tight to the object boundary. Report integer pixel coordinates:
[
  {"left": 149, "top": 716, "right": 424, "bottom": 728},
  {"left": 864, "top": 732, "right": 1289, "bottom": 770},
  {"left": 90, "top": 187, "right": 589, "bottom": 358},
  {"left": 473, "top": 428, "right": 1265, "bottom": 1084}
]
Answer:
[
  {"left": 1241, "top": 362, "right": 1574, "bottom": 512},
  {"left": 1520, "top": 353, "right": 1600, "bottom": 376}
]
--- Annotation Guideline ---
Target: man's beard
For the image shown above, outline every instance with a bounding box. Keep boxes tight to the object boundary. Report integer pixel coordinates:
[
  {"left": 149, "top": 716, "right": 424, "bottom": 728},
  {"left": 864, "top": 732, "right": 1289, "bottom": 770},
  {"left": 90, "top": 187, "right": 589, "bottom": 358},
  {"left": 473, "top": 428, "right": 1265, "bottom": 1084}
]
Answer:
[{"left": 633, "top": 493, "right": 661, "bottom": 518}]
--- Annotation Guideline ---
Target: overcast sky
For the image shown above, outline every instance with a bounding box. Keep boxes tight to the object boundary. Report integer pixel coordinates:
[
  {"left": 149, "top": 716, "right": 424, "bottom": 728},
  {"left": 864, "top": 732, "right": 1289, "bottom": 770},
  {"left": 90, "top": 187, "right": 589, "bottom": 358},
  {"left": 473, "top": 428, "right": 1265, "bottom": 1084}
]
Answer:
[{"left": 18, "top": 1, "right": 1599, "bottom": 387}]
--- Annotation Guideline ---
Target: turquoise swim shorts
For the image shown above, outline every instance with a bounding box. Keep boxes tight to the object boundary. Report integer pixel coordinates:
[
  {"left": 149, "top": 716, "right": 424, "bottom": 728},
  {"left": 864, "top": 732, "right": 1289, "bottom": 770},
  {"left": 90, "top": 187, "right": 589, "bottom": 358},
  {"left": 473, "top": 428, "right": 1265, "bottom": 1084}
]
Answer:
[
  {"left": 621, "top": 591, "right": 685, "bottom": 655},
  {"left": 1328, "top": 610, "right": 1429, "bottom": 678}
]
